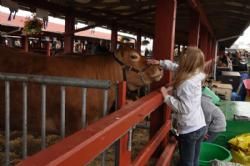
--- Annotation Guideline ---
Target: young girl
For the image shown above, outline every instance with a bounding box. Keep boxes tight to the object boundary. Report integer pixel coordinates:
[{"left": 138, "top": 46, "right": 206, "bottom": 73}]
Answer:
[{"left": 148, "top": 47, "right": 206, "bottom": 166}]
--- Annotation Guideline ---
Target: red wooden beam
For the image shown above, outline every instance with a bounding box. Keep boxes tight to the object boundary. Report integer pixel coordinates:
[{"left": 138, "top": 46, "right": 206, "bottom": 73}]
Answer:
[
  {"left": 211, "top": 39, "right": 216, "bottom": 59},
  {"left": 136, "top": 31, "right": 142, "bottom": 53},
  {"left": 208, "top": 37, "right": 213, "bottom": 60},
  {"left": 187, "top": 0, "right": 214, "bottom": 37},
  {"left": 46, "top": 41, "right": 51, "bottom": 57},
  {"left": 188, "top": 10, "right": 200, "bottom": 46},
  {"left": 156, "top": 140, "right": 178, "bottom": 166},
  {"left": 116, "top": 82, "right": 132, "bottom": 165},
  {"left": 111, "top": 25, "right": 118, "bottom": 52},
  {"left": 153, "top": 0, "right": 176, "bottom": 87},
  {"left": 132, "top": 120, "right": 171, "bottom": 166},
  {"left": 204, "top": 59, "right": 213, "bottom": 74},
  {"left": 64, "top": 14, "right": 75, "bottom": 54},
  {"left": 199, "top": 25, "right": 208, "bottom": 58},
  {"left": 17, "top": 91, "right": 164, "bottom": 166},
  {"left": 151, "top": 0, "right": 176, "bottom": 159},
  {"left": 22, "top": 36, "right": 29, "bottom": 52}
]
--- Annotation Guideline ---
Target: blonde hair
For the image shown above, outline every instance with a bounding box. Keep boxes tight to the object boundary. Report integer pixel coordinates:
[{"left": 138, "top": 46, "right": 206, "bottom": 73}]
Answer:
[{"left": 174, "top": 47, "right": 205, "bottom": 88}]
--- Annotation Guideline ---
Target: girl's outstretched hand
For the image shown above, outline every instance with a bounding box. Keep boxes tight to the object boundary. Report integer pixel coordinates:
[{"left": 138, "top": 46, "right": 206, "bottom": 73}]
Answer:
[
  {"left": 160, "top": 86, "right": 168, "bottom": 96},
  {"left": 147, "top": 59, "right": 160, "bottom": 65},
  {"left": 160, "top": 86, "right": 173, "bottom": 96}
]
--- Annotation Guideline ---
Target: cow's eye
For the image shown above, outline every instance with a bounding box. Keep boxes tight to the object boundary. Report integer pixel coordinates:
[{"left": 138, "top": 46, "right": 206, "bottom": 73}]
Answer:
[{"left": 130, "top": 54, "right": 139, "bottom": 60}]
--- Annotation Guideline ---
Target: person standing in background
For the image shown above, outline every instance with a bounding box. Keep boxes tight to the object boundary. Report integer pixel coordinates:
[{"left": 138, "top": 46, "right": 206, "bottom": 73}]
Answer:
[{"left": 201, "top": 94, "right": 226, "bottom": 142}]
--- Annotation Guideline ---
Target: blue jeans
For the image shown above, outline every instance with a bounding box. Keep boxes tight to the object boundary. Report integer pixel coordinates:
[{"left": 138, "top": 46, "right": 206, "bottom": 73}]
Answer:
[{"left": 178, "top": 126, "right": 206, "bottom": 166}]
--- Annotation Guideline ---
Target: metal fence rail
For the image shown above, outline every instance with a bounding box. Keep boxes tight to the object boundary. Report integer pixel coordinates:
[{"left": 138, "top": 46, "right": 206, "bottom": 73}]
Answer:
[
  {"left": 17, "top": 89, "right": 176, "bottom": 166},
  {"left": 0, "top": 72, "right": 111, "bottom": 89},
  {"left": 0, "top": 72, "right": 112, "bottom": 166}
]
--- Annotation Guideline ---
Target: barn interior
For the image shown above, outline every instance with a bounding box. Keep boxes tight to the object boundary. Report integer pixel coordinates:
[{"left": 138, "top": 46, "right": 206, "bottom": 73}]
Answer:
[{"left": 0, "top": 0, "right": 250, "bottom": 165}]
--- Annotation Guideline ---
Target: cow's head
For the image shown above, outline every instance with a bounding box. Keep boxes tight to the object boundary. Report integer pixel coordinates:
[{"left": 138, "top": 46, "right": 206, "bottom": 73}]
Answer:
[{"left": 115, "top": 48, "right": 163, "bottom": 91}]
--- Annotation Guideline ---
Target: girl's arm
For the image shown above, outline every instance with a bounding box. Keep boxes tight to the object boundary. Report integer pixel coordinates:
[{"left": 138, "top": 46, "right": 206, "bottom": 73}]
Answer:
[
  {"left": 160, "top": 86, "right": 190, "bottom": 114},
  {"left": 159, "top": 60, "right": 179, "bottom": 71},
  {"left": 164, "top": 95, "right": 189, "bottom": 114},
  {"left": 147, "top": 59, "right": 179, "bottom": 71}
]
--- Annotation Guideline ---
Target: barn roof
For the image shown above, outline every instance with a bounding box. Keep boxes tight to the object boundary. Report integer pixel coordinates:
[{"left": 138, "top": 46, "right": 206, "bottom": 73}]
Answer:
[
  {"left": 0, "top": 11, "right": 112, "bottom": 40},
  {"left": 3, "top": 0, "right": 250, "bottom": 47}
]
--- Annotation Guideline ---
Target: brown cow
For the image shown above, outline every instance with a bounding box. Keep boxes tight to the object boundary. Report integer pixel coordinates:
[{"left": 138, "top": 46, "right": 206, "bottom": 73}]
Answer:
[{"left": 0, "top": 46, "right": 163, "bottom": 134}]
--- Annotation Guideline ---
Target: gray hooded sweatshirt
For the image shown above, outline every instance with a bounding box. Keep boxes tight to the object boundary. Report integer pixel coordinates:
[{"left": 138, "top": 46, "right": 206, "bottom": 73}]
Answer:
[{"left": 201, "top": 95, "right": 226, "bottom": 132}]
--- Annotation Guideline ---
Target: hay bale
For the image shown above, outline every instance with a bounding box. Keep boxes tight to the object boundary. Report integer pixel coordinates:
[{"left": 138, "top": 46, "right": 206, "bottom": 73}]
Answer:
[
  {"left": 27, "top": 137, "right": 41, "bottom": 155},
  {"left": 0, "top": 152, "right": 20, "bottom": 166},
  {"left": 0, "top": 134, "right": 4, "bottom": 151},
  {"left": 10, "top": 137, "right": 22, "bottom": 155},
  {"left": 10, "top": 131, "right": 22, "bottom": 139},
  {"left": 46, "top": 134, "right": 60, "bottom": 146}
]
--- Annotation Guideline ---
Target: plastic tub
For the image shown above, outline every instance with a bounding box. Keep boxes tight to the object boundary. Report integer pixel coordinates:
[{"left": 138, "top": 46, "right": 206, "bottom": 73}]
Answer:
[{"left": 199, "top": 142, "right": 232, "bottom": 166}]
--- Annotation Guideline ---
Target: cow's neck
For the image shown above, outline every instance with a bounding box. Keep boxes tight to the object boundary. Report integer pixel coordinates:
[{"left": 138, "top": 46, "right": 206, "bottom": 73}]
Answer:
[{"left": 126, "top": 72, "right": 148, "bottom": 91}]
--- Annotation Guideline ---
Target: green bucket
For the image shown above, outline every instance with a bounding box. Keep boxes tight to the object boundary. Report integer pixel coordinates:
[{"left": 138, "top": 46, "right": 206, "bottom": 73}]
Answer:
[{"left": 199, "top": 142, "right": 232, "bottom": 166}]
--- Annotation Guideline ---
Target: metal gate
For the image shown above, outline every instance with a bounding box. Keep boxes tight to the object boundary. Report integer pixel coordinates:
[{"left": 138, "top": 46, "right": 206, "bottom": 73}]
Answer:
[{"left": 0, "top": 72, "right": 113, "bottom": 166}]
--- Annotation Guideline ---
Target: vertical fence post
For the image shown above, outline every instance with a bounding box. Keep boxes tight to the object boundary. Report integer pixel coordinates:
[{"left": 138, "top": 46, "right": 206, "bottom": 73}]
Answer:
[
  {"left": 81, "top": 88, "right": 87, "bottom": 128},
  {"left": 5, "top": 81, "right": 10, "bottom": 166},
  {"left": 22, "top": 82, "right": 28, "bottom": 159},
  {"left": 116, "top": 81, "right": 132, "bottom": 166},
  {"left": 41, "top": 84, "right": 47, "bottom": 149},
  {"left": 101, "top": 89, "right": 109, "bottom": 166},
  {"left": 60, "top": 86, "right": 66, "bottom": 138}
]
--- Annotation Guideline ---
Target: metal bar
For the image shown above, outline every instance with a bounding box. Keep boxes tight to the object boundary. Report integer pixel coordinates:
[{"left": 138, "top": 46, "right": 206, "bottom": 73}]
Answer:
[
  {"left": 128, "top": 129, "right": 133, "bottom": 152},
  {"left": 101, "top": 89, "right": 109, "bottom": 166},
  {"left": 41, "top": 85, "right": 46, "bottom": 149},
  {"left": 60, "top": 86, "right": 66, "bottom": 138},
  {"left": 17, "top": 90, "right": 164, "bottom": 166},
  {"left": 81, "top": 88, "right": 87, "bottom": 128},
  {"left": 116, "top": 82, "right": 130, "bottom": 166},
  {"left": 5, "top": 81, "right": 10, "bottom": 166},
  {"left": 0, "top": 72, "right": 111, "bottom": 89},
  {"left": 101, "top": 152, "right": 106, "bottom": 166},
  {"left": 102, "top": 89, "right": 109, "bottom": 117},
  {"left": 114, "top": 83, "right": 119, "bottom": 166},
  {"left": 22, "top": 82, "right": 28, "bottom": 159}
]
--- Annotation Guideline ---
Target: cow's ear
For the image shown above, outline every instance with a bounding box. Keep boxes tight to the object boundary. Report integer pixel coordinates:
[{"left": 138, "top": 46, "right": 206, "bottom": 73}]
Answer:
[{"left": 130, "top": 53, "right": 140, "bottom": 62}]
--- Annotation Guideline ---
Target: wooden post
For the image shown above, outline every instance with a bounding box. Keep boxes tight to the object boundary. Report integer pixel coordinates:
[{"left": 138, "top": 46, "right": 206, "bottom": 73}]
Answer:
[
  {"left": 115, "top": 82, "right": 131, "bottom": 165},
  {"left": 22, "top": 36, "right": 29, "bottom": 52},
  {"left": 64, "top": 14, "right": 75, "bottom": 54},
  {"left": 46, "top": 41, "right": 51, "bottom": 56},
  {"left": 152, "top": 0, "right": 176, "bottom": 89},
  {"left": 188, "top": 10, "right": 200, "bottom": 46},
  {"left": 111, "top": 25, "right": 118, "bottom": 52},
  {"left": 211, "top": 39, "right": 216, "bottom": 59},
  {"left": 150, "top": 0, "right": 177, "bottom": 157},
  {"left": 177, "top": 44, "right": 181, "bottom": 56},
  {"left": 136, "top": 31, "right": 141, "bottom": 53},
  {"left": 199, "top": 25, "right": 208, "bottom": 59},
  {"left": 206, "top": 36, "right": 210, "bottom": 60}
]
